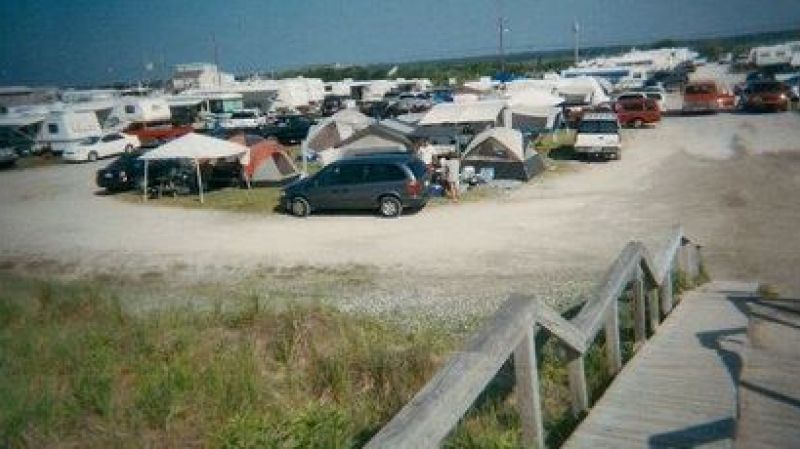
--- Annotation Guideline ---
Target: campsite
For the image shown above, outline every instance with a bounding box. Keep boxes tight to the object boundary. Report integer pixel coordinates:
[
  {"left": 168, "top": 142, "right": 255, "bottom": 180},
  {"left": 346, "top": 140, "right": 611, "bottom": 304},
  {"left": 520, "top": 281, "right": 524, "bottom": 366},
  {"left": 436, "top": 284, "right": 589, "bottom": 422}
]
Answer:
[{"left": 2, "top": 2, "right": 800, "bottom": 448}]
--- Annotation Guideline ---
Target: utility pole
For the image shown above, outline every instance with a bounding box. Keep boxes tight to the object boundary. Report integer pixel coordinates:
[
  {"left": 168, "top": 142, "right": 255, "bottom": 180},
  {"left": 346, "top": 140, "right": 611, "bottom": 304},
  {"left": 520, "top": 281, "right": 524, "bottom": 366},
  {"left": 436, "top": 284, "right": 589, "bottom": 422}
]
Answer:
[
  {"left": 573, "top": 19, "right": 581, "bottom": 65},
  {"left": 498, "top": 16, "right": 506, "bottom": 74},
  {"left": 211, "top": 32, "right": 221, "bottom": 87}
]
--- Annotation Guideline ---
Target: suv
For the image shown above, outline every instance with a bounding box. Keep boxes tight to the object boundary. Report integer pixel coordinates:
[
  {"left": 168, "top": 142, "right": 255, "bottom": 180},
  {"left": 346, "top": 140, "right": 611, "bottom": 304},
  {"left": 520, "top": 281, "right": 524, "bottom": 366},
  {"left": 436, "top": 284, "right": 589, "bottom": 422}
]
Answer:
[
  {"left": 574, "top": 113, "right": 622, "bottom": 160},
  {"left": 682, "top": 80, "right": 736, "bottom": 113},
  {"left": 280, "top": 153, "right": 429, "bottom": 218},
  {"left": 614, "top": 97, "right": 662, "bottom": 128},
  {"left": 741, "top": 81, "right": 791, "bottom": 112}
]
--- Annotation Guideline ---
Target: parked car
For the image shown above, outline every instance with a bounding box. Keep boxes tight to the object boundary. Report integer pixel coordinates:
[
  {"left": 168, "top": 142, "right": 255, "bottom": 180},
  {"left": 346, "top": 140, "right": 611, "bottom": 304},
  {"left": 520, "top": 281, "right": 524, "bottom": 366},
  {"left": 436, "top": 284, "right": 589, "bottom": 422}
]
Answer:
[
  {"left": 740, "top": 81, "right": 791, "bottom": 112},
  {"left": 0, "top": 147, "right": 19, "bottom": 167},
  {"left": 644, "top": 70, "right": 688, "bottom": 92},
  {"left": 62, "top": 132, "right": 139, "bottom": 162},
  {"left": 260, "top": 115, "right": 313, "bottom": 144},
  {"left": 96, "top": 151, "right": 150, "bottom": 191},
  {"left": 682, "top": 80, "right": 736, "bottom": 113},
  {"left": 573, "top": 113, "right": 622, "bottom": 160},
  {"left": 219, "top": 109, "right": 267, "bottom": 129},
  {"left": 735, "top": 71, "right": 777, "bottom": 95},
  {"left": 280, "top": 153, "right": 429, "bottom": 218},
  {"left": 321, "top": 95, "right": 355, "bottom": 116},
  {"left": 614, "top": 98, "right": 662, "bottom": 128},
  {"left": 124, "top": 121, "right": 193, "bottom": 147},
  {"left": 617, "top": 90, "right": 667, "bottom": 112},
  {"left": 395, "top": 92, "right": 433, "bottom": 113},
  {"left": 783, "top": 75, "right": 800, "bottom": 100},
  {"left": 96, "top": 153, "right": 241, "bottom": 194}
]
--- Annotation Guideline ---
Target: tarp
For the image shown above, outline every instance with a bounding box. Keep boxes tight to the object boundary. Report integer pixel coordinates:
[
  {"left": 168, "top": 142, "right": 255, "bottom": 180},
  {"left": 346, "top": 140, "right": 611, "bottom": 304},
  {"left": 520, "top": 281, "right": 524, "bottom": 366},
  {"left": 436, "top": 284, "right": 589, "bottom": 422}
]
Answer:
[
  {"left": 419, "top": 100, "right": 506, "bottom": 125},
  {"left": 140, "top": 132, "right": 246, "bottom": 160}
]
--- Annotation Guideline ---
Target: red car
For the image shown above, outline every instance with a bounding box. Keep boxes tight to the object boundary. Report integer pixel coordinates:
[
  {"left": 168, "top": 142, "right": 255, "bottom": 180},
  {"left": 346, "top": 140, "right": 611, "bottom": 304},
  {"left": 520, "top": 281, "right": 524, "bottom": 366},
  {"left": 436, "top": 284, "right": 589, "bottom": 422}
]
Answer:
[
  {"left": 614, "top": 98, "right": 661, "bottom": 128},
  {"left": 682, "top": 80, "right": 736, "bottom": 113},
  {"left": 741, "top": 81, "right": 791, "bottom": 112},
  {"left": 124, "top": 120, "right": 193, "bottom": 147}
]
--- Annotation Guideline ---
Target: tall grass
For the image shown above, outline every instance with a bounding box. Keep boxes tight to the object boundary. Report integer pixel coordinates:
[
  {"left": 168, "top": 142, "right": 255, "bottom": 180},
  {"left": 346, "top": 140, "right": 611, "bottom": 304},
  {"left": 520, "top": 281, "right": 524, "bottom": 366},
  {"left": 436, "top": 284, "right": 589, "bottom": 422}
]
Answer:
[
  {"left": 0, "top": 275, "right": 452, "bottom": 448},
  {"left": 0, "top": 272, "right": 660, "bottom": 448}
]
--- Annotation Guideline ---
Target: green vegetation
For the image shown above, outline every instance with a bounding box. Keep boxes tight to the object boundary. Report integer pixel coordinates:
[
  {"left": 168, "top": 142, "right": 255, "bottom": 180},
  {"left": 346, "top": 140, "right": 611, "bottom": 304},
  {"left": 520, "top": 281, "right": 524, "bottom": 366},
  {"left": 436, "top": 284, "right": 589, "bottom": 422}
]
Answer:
[
  {"left": 0, "top": 258, "right": 711, "bottom": 448},
  {"left": 0, "top": 273, "right": 454, "bottom": 448},
  {"left": 119, "top": 186, "right": 284, "bottom": 214}
]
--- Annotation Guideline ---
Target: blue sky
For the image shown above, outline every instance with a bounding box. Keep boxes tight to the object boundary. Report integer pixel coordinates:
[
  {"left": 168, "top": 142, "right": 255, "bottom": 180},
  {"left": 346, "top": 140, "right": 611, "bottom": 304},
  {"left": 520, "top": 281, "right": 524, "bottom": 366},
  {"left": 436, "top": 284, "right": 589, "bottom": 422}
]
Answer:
[{"left": 2, "top": 0, "right": 800, "bottom": 86}]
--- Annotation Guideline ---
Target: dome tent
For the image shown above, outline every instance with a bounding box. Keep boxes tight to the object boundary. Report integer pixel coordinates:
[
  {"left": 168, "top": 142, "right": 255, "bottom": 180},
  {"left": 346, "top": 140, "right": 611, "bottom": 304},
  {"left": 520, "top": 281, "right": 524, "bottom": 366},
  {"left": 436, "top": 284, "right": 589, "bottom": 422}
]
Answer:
[
  {"left": 462, "top": 127, "right": 545, "bottom": 182},
  {"left": 228, "top": 134, "right": 300, "bottom": 186}
]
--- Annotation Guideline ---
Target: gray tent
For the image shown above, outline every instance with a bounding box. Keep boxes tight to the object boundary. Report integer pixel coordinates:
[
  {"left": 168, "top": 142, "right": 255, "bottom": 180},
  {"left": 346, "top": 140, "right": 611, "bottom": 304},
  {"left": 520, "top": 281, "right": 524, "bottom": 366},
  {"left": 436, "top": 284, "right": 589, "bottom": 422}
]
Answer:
[{"left": 462, "top": 127, "right": 545, "bottom": 181}]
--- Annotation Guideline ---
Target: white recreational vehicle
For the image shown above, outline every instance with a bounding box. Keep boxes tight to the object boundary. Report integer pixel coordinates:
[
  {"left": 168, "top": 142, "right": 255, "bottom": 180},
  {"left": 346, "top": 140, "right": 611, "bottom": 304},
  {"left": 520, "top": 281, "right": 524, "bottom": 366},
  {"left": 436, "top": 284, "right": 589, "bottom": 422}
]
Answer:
[
  {"left": 41, "top": 109, "right": 103, "bottom": 153},
  {"left": 749, "top": 42, "right": 800, "bottom": 68},
  {"left": 106, "top": 97, "right": 172, "bottom": 130}
]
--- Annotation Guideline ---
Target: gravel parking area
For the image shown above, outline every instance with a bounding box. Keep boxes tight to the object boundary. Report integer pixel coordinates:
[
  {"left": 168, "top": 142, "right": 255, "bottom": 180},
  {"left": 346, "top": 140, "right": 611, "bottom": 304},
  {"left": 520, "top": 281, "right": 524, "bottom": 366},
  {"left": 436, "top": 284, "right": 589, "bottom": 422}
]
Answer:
[{"left": 2, "top": 66, "right": 799, "bottom": 324}]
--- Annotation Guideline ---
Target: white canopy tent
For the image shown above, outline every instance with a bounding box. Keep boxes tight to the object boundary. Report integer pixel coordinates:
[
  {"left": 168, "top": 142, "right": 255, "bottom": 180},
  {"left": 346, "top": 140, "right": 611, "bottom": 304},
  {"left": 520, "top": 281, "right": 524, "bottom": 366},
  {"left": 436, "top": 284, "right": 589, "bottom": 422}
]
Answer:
[
  {"left": 139, "top": 132, "right": 246, "bottom": 203},
  {"left": 418, "top": 100, "right": 506, "bottom": 126}
]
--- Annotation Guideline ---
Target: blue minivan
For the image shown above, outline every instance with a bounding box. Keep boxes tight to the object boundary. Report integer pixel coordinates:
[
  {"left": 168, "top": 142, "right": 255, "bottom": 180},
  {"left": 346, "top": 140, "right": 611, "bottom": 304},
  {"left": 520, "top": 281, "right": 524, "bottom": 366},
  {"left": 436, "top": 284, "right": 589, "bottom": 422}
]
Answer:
[{"left": 280, "top": 153, "right": 429, "bottom": 218}]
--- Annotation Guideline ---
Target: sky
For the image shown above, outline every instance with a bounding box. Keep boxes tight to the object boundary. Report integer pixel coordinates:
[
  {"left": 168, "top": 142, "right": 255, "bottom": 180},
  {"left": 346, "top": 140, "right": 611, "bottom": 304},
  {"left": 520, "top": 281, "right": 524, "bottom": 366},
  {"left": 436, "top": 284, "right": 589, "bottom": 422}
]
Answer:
[{"left": 2, "top": 0, "right": 800, "bottom": 86}]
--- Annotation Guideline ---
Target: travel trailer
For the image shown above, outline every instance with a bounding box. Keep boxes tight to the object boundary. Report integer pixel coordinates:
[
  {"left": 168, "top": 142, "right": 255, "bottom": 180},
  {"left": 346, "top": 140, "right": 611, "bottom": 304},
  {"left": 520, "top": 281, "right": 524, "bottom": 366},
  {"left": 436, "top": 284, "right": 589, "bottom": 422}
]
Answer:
[{"left": 41, "top": 109, "right": 103, "bottom": 153}]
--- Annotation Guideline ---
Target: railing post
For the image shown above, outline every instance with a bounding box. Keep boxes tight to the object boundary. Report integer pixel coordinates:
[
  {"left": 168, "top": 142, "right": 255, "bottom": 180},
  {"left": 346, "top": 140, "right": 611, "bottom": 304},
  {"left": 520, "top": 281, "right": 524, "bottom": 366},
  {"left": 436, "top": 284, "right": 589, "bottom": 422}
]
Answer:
[
  {"left": 604, "top": 299, "right": 622, "bottom": 375},
  {"left": 678, "top": 243, "right": 700, "bottom": 281},
  {"left": 660, "top": 268, "right": 674, "bottom": 316},
  {"left": 566, "top": 349, "right": 589, "bottom": 416},
  {"left": 632, "top": 265, "right": 646, "bottom": 347},
  {"left": 647, "top": 288, "right": 660, "bottom": 333},
  {"left": 514, "top": 326, "right": 545, "bottom": 449}
]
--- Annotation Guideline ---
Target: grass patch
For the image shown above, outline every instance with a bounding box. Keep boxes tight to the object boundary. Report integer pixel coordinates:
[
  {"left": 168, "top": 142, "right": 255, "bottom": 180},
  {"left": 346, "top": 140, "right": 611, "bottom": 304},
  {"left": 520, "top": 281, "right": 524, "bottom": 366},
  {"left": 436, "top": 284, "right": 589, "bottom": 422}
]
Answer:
[
  {"left": 535, "top": 130, "right": 577, "bottom": 158},
  {"left": 118, "top": 187, "right": 283, "bottom": 214},
  {"left": 0, "top": 274, "right": 453, "bottom": 448},
  {"left": 0, "top": 272, "right": 654, "bottom": 448}
]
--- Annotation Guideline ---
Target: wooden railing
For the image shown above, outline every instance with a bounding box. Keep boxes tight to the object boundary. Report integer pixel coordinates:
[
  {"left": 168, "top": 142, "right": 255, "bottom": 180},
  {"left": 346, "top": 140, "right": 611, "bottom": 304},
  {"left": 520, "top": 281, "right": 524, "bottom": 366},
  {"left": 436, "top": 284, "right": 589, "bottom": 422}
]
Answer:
[{"left": 365, "top": 226, "right": 702, "bottom": 449}]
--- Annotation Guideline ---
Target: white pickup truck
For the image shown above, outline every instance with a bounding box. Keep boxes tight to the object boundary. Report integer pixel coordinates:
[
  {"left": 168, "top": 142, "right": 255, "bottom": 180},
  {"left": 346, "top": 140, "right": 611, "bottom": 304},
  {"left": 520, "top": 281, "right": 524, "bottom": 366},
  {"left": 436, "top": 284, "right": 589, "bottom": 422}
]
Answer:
[{"left": 574, "top": 113, "right": 622, "bottom": 160}]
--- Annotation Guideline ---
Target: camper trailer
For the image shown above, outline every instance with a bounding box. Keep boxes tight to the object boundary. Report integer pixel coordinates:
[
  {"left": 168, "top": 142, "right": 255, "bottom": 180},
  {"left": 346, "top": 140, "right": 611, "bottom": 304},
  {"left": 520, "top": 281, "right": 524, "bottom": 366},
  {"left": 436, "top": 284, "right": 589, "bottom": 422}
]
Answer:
[{"left": 41, "top": 109, "right": 103, "bottom": 153}]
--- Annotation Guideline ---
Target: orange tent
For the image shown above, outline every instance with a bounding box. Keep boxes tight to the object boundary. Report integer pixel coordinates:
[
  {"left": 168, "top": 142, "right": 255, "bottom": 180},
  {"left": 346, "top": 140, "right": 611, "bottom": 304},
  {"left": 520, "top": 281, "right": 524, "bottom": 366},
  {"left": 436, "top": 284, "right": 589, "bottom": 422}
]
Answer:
[{"left": 228, "top": 134, "right": 300, "bottom": 186}]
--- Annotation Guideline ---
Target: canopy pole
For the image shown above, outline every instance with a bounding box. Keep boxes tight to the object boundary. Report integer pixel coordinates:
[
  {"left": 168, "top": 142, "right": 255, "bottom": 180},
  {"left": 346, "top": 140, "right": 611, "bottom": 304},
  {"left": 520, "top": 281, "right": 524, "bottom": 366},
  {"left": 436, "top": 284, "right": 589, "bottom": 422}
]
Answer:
[
  {"left": 195, "top": 158, "right": 204, "bottom": 204},
  {"left": 143, "top": 160, "right": 148, "bottom": 202}
]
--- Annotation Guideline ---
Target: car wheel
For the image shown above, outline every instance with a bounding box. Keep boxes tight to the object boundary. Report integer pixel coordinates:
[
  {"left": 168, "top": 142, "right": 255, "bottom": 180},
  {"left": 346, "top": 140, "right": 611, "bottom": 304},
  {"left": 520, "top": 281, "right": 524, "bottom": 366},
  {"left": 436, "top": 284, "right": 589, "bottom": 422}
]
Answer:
[
  {"left": 87, "top": 151, "right": 98, "bottom": 162},
  {"left": 633, "top": 119, "right": 644, "bottom": 129},
  {"left": 290, "top": 197, "right": 310, "bottom": 217},
  {"left": 379, "top": 195, "right": 402, "bottom": 218}
]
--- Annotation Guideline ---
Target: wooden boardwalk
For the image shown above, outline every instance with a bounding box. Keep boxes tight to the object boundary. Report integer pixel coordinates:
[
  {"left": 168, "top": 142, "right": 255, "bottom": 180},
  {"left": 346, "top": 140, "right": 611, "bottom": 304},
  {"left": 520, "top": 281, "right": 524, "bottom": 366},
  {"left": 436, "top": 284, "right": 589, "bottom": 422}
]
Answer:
[
  {"left": 562, "top": 281, "right": 758, "bottom": 449},
  {"left": 735, "top": 298, "right": 800, "bottom": 448}
]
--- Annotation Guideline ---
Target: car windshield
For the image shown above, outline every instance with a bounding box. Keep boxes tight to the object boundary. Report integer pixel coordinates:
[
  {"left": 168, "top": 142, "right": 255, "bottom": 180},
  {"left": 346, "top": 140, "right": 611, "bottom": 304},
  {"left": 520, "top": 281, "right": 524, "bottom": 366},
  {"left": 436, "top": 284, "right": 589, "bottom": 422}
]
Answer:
[
  {"left": 749, "top": 83, "right": 782, "bottom": 93},
  {"left": 579, "top": 120, "right": 618, "bottom": 134},
  {"left": 685, "top": 84, "right": 714, "bottom": 95},
  {"left": 81, "top": 136, "right": 100, "bottom": 145}
]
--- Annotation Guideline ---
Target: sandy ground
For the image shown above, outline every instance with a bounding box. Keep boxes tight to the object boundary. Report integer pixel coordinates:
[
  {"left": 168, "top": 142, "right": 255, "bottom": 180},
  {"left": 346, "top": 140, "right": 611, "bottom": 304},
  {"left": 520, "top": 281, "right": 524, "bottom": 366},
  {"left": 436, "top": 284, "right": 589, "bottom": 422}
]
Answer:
[{"left": 1, "top": 64, "right": 799, "bottom": 321}]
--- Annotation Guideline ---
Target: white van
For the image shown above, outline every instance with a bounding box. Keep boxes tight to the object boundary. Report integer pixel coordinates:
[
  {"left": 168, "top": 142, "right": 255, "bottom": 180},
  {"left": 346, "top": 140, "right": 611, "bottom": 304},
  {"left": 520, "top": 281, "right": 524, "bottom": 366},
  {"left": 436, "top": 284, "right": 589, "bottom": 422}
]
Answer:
[
  {"left": 41, "top": 110, "right": 102, "bottom": 153},
  {"left": 574, "top": 113, "right": 622, "bottom": 160}
]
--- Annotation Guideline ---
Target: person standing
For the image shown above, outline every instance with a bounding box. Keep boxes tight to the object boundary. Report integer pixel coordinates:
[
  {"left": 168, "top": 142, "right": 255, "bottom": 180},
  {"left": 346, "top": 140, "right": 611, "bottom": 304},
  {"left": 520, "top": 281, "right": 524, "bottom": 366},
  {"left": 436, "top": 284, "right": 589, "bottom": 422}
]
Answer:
[{"left": 445, "top": 155, "right": 460, "bottom": 202}]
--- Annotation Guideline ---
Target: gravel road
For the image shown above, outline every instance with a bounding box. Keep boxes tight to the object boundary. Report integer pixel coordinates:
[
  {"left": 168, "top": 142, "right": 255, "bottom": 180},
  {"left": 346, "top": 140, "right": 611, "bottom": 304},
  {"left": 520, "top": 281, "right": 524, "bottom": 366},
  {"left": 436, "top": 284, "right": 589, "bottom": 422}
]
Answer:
[{"left": 2, "top": 65, "right": 799, "bottom": 323}]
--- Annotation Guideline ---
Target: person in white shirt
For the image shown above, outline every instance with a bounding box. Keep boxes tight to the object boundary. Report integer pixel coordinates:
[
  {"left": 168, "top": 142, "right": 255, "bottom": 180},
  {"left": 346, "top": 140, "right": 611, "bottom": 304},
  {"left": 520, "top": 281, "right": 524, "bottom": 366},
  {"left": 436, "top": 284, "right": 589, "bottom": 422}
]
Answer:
[{"left": 444, "top": 156, "right": 460, "bottom": 202}]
